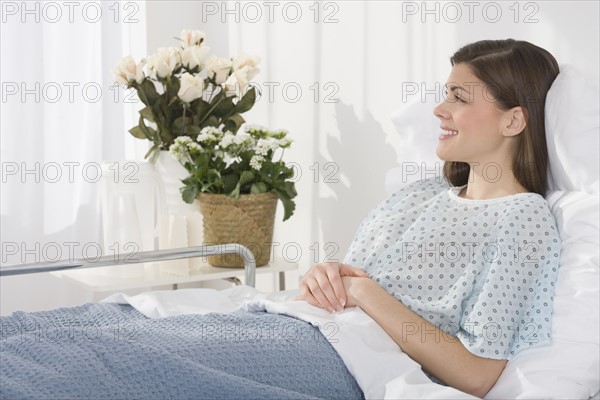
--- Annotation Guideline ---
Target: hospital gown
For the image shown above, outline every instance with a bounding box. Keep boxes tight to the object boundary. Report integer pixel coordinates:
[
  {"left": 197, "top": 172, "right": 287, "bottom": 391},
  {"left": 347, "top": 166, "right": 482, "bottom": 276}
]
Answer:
[{"left": 343, "top": 177, "right": 561, "bottom": 384}]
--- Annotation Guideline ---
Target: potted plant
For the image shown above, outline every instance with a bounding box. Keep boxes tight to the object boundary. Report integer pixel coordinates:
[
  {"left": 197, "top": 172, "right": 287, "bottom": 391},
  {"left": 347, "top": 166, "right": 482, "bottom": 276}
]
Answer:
[
  {"left": 169, "top": 124, "right": 297, "bottom": 267},
  {"left": 114, "top": 30, "right": 297, "bottom": 267}
]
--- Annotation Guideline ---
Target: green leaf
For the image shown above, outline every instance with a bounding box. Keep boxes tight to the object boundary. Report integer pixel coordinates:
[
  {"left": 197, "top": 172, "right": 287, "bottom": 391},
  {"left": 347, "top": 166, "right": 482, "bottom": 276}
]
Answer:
[
  {"left": 201, "top": 115, "right": 220, "bottom": 128},
  {"left": 183, "top": 125, "right": 201, "bottom": 136},
  {"left": 181, "top": 185, "right": 199, "bottom": 204},
  {"left": 283, "top": 181, "right": 298, "bottom": 198},
  {"left": 144, "top": 143, "right": 159, "bottom": 160},
  {"left": 250, "top": 182, "right": 267, "bottom": 194},
  {"left": 212, "top": 97, "right": 236, "bottom": 118},
  {"left": 173, "top": 116, "right": 193, "bottom": 131},
  {"left": 275, "top": 190, "right": 296, "bottom": 221},
  {"left": 223, "top": 114, "right": 245, "bottom": 133},
  {"left": 139, "top": 79, "right": 159, "bottom": 105},
  {"left": 239, "top": 170, "right": 255, "bottom": 187},
  {"left": 235, "top": 87, "right": 256, "bottom": 113},
  {"left": 140, "top": 106, "right": 155, "bottom": 122},
  {"left": 128, "top": 125, "right": 146, "bottom": 139},
  {"left": 138, "top": 115, "right": 159, "bottom": 142},
  {"left": 222, "top": 173, "right": 239, "bottom": 195},
  {"left": 192, "top": 99, "right": 211, "bottom": 118}
]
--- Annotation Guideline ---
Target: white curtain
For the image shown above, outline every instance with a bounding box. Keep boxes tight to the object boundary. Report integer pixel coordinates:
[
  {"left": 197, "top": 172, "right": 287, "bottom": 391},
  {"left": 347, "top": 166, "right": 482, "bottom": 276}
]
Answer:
[
  {"left": 2, "top": 1, "right": 597, "bottom": 314},
  {"left": 0, "top": 1, "right": 146, "bottom": 314}
]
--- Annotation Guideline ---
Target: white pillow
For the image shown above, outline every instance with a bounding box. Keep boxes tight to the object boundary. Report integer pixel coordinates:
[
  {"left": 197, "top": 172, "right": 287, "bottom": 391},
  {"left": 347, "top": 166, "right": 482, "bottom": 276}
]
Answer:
[
  {"left": 545, "top": 65, "right": 600, "bottom": 195},
  {"left": 388, "top": 65, "right": 600, "bottom": 399}
]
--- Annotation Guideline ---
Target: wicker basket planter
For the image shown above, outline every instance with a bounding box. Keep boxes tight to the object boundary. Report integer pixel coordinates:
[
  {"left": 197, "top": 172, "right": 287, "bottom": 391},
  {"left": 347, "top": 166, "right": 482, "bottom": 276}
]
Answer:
[{"left": 197, "top": 192, "right": 278, "bottom": 267}]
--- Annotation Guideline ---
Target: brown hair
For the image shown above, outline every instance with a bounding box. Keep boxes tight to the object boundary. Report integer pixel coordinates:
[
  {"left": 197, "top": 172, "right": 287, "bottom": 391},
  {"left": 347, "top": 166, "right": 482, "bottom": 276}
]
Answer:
[{"left": 442, "top": 39, "right": 559, "bottom": 196}]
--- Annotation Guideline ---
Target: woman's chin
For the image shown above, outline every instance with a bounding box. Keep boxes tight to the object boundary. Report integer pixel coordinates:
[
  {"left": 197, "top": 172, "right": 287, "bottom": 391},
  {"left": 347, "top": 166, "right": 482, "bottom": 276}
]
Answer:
[{"left": 435, "top": 146, "right": 450, "bottom": 161}]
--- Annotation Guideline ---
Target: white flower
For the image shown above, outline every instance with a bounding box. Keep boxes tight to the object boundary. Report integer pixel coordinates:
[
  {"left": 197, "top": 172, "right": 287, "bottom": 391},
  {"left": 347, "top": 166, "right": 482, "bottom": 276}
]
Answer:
[
  {"left": 277, "top": 138, "right": 292, "bottom": 148},
  {"left": 233, "top": 54, "right": 261, "bottom": 79},
  {"left": 233, "top": 132, "right": 254, "bottom": 149},
  {"left": 180, "top": 30, "right": 206, "bottom": 48},
  {"left": 244, "top": 124, "right": 268, "bottom": 134},
  {"left": 219, "top": 132, "right": 236, "bottom": 149},
  {"left": 182, "top": 45, "right": 211, "bottom": 70},
  {"left": 146, "top": 47, "right": 181, "bottom": 79},
  {"left": 231, "top": 54, "right": 261, "bottom": 87},
  {"left": 169, "top": 136, "right": 193, "bottom": 161},
  {"left": 256, "top": 138, "right": 279, "bottom": 156},
  {"left": 223, "top": 153, "right": 241, "bottom": 168},
  {"left": 187, "top": 142, "right": 203, "bottom": 154},
  {"left": 197, "top": 126, "right": 223, "bottom": 143},
  {"left": 205, "top": 55, "right": 232, "bottom": 85},
  {"left": 250, "top": 155, "right": 264, "bottom": 170},
  {"left": 174, "top": 136, "right": 193, "bottom": 145},
  {"left": 223, "top": 73, "right": 240, "bottom": 96},
  {"left": 114, "top": 56, "right": 145, "bottom": 85},
  {"left": 178, "top": 72, "right": 204, "bottom": 103},
  {"left": 223, "top": 55, "right": 260, "bottom": 95}
]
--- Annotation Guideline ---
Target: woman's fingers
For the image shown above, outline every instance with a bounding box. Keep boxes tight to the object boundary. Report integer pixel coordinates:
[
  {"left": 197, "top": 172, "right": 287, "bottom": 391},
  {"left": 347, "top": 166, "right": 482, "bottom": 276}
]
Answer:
[
  {"left": 306, "top": 277, "right": 337, "bottom": 312},
  {"left": 339, "top": 264, "right": 370, "bottom": 278},
  {"left": 298, "top": 263, "right": 367, "bottom": 313},
  {"left": 325, "top": 267, "right": 347, "bottom": 309},
  {"left": 298, "top": 286, "right": 320, "bottom": 308}
]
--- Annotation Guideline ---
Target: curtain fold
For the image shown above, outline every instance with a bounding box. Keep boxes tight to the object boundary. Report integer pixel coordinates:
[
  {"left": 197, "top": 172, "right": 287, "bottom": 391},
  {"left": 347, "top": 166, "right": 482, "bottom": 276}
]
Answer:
[{"left": 1, "top": 1, "right": 146, "bottom": 314}]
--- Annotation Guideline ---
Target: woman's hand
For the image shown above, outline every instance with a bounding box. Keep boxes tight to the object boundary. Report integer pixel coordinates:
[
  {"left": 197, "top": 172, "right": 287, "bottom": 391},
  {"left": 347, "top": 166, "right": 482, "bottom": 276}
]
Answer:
[{"left": 296, "top": 262, "right": 370, "bottom": 312}]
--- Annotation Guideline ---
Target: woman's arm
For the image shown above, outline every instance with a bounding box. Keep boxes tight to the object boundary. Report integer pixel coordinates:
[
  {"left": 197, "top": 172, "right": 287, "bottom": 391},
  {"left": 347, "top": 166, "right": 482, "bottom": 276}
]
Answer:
[{"left": 343, "top": 276, "right": 507, "bottom": 399}]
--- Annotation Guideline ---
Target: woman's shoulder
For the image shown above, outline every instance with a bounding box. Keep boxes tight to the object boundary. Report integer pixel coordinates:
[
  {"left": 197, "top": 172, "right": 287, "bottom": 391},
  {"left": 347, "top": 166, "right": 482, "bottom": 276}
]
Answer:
[
  {"left": 389, "top": 176, "right": 451, "bottom": 198},
  {"left": 498, "top": 191, "right": 556, "bottom": 221},
  {"left": 381, "top": 176, "right": 451, "bottom": 209}
]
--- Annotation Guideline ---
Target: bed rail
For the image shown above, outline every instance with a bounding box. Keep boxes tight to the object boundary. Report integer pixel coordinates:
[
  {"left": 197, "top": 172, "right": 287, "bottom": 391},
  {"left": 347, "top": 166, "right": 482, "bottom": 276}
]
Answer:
[{"left": 0, "top": 244, "right": 257, "bottom": 287}]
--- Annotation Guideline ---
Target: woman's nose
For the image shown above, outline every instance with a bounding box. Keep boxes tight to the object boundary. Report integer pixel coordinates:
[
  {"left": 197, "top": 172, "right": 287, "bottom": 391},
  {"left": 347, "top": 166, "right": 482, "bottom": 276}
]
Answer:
[{"left": 433, "top": 102, "right": 448, "bottom": 120}]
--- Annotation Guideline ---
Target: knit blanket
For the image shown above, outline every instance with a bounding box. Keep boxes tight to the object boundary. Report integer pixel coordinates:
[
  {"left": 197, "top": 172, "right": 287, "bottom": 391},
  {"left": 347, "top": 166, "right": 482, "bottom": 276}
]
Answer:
[{"left": 0, "top": 303, "right": 363, "bottom": 399}]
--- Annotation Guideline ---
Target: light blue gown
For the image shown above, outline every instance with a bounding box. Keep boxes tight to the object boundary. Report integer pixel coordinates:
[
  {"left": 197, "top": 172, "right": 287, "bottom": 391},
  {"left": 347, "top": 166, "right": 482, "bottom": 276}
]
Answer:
[{"left": 343, "top": 177, "right": 561, "bottom": 383}]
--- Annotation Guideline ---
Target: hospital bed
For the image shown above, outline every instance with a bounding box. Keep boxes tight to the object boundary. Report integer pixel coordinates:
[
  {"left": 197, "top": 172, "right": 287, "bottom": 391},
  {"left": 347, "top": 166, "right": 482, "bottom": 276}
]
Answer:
[{"left": 1, "top": 64, "right": 598, "bottom": 399}]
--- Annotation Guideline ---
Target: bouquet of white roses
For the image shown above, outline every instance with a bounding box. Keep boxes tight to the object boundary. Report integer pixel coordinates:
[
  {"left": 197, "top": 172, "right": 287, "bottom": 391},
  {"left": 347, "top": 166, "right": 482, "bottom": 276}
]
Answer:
[
  {"left": 169, "top": 125, "right": 297, "bottom": 221},
  {"left": 114, "top": 29, "right": 260, "bottom": 161}
]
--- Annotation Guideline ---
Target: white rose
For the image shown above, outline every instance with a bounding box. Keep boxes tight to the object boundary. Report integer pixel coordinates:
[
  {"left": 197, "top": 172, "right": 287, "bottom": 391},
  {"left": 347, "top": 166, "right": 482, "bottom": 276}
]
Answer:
[
  {"left": 180, "top": 30, "right": 206, "bottom": 48},
  {"left": 233, "top": 54, "right": 261, "bottom": 81},
  {"left": 223, "top": 73, "right": 240, "bottom": 96},
  {"left": 114, "top": 56, "right": 145, "bottom": 85},
  {"left": 177, "top": 73, "right": 205, "bottom": 103},
  {"left": 182, "top": 45, "right": 211, "bottom": 70},
  {"left": 205, "top": 55, "right": 232, "bottom": 85},
  {"left": 146, "top": 47, "right": 182, "bottom": 79}
]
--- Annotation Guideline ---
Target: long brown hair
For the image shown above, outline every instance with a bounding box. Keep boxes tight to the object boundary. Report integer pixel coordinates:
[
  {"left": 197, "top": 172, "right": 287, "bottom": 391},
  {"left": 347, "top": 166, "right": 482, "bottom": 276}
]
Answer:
[{"left": 442, "top": 39, "right": 559, "bottom": 196}]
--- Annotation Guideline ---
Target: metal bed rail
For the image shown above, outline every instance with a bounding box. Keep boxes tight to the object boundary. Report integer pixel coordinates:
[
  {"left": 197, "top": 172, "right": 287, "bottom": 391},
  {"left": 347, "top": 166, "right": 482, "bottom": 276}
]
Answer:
[{"left": 0, "top": 244, "right": 257, "bottom": 287}]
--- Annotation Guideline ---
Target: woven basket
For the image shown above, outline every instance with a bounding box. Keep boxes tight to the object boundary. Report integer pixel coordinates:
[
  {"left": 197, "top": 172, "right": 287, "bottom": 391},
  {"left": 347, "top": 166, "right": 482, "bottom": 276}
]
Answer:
[{"left": 197, "top": 192, "right": 278, "bottom": 267}]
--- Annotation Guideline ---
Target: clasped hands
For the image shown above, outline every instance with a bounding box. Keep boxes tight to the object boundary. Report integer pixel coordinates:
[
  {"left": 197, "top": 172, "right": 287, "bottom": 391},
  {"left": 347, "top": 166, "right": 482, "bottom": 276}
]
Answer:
[{"left": 295, "top": 262, "right": 372, "bottom": 313}]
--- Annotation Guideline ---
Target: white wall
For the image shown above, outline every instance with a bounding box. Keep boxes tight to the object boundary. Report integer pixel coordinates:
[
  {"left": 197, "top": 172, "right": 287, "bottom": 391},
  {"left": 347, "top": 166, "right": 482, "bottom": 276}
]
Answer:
[{"left": 2, "top": 0, "right": 598, "bottom": 314}]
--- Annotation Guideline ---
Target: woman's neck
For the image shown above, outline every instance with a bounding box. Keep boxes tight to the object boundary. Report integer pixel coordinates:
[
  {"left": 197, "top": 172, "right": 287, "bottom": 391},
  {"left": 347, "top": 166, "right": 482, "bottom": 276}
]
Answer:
[{"left": 459, "top": 166, "right": 529, "bottom": 200}]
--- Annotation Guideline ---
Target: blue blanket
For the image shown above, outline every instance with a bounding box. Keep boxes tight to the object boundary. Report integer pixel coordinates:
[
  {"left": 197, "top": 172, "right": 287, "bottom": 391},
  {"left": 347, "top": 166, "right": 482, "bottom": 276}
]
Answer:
[{"left": 1, "top": 303, "right": 363, "bottom": 399}]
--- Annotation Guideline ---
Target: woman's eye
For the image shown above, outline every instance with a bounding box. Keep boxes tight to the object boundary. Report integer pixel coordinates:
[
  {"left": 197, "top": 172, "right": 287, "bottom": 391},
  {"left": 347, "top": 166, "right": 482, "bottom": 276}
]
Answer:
[{"left": 444, "top": 90, "right": 464, "bottom": 103}]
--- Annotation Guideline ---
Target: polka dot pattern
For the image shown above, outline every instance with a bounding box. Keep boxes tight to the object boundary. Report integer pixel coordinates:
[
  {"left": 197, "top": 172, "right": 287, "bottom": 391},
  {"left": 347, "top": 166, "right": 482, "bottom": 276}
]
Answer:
[{"left": 343, "top": 177, "right": 561, "bottom": 361}]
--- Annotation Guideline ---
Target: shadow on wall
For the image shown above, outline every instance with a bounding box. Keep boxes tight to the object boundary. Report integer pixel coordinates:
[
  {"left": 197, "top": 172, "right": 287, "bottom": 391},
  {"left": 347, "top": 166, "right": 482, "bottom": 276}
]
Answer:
[{"left": 313, "top": 102, "right": 398, "bottom": 263}]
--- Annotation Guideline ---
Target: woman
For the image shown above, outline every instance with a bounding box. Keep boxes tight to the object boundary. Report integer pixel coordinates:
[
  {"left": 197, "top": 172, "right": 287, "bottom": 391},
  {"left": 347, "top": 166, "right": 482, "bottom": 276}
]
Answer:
[{"left": 297, "top": 39, "right": 562, "bottom": 399}]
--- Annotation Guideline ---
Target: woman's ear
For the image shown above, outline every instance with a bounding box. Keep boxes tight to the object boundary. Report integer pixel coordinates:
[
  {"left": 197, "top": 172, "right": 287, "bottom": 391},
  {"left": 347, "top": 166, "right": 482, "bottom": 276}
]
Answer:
[{"left": 502, "top": 106, "right": 527, "bottom": 137}]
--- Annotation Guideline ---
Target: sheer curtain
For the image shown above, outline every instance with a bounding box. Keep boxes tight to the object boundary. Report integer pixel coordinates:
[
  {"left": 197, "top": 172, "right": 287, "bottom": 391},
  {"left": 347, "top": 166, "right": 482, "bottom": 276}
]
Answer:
[
  {"left": 0, "top": 1, "right": 146, "bottom": 314},
  {"left": 2, "top": 1, "right": 597, "bottom": 314}
]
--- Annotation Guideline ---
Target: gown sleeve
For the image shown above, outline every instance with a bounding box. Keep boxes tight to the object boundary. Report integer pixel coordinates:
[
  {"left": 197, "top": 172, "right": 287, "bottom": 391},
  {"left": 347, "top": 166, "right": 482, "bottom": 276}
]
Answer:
[{"left": 455, "top": 200, "right": 562, "bottom": 360}]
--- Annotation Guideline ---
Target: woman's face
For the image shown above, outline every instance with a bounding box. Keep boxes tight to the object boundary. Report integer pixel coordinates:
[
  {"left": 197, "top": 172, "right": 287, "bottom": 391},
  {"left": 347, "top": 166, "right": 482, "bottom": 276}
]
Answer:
[{"left": 433, "top": 63, "right": 512, "bottom": 165}]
